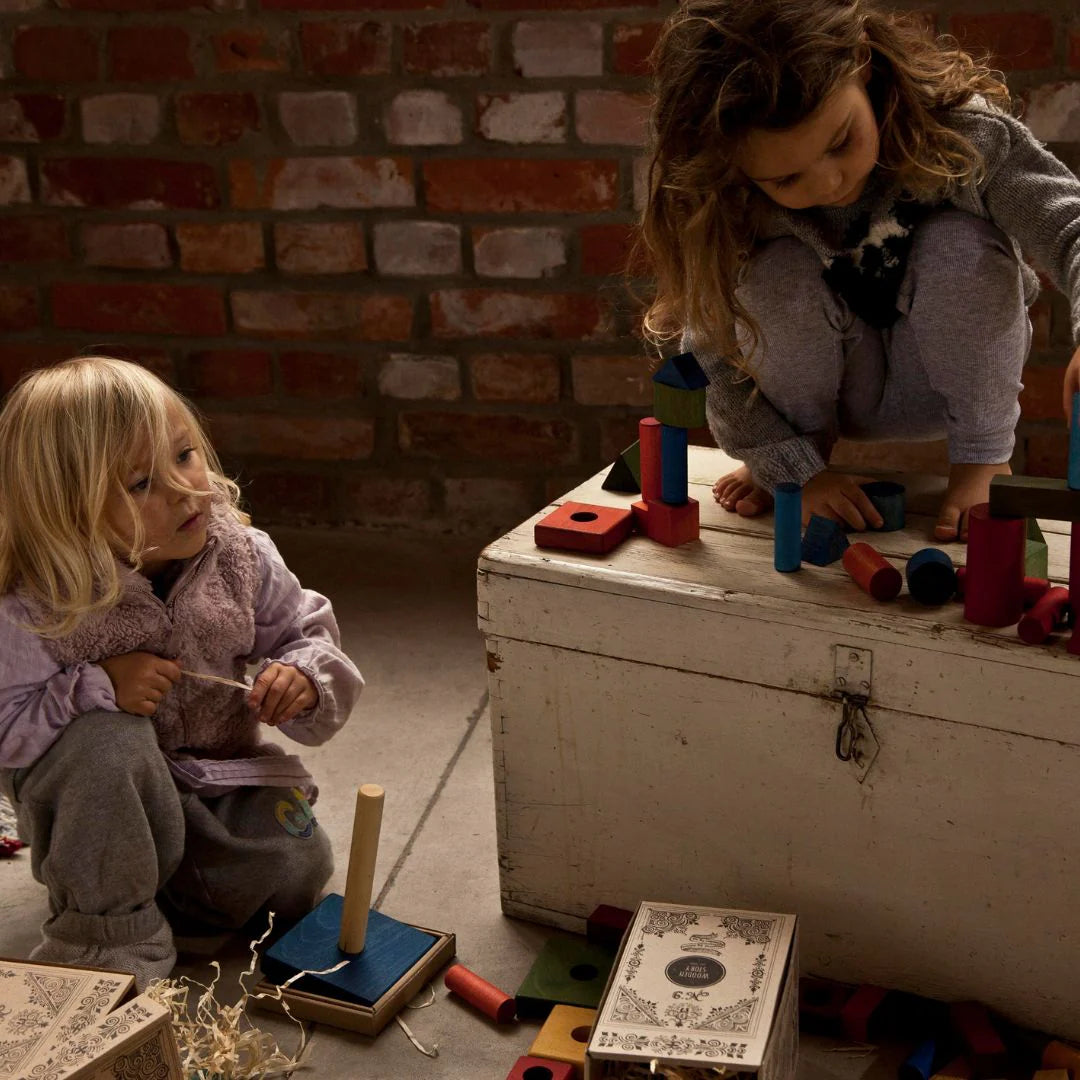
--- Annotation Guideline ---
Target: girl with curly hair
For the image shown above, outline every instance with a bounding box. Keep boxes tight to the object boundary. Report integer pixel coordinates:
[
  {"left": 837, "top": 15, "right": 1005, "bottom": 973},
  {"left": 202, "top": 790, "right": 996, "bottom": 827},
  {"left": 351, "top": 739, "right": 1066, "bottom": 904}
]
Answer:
[{"left": 640, "top": 0, "right": 1080, "bottom": 540}]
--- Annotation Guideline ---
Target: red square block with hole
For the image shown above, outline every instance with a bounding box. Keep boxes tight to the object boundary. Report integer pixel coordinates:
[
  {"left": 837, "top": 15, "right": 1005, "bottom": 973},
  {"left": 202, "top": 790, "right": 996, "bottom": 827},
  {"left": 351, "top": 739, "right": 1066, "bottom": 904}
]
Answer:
[
  {"left": 506, "top": 1056, "right": 576, "bottom": 1080},
  {"left": 631, "top": 497, "right": 699, "bottom": 546},
  {"left": 534, "top": 501, "right": 633, "bottom": 554}
]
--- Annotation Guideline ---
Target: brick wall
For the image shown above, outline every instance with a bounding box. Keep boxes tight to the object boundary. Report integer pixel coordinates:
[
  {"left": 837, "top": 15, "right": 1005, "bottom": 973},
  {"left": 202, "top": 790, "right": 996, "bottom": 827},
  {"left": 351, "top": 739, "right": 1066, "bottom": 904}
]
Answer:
[{"left": 0, "top": 1, "right": 1077, "bottom": 537}]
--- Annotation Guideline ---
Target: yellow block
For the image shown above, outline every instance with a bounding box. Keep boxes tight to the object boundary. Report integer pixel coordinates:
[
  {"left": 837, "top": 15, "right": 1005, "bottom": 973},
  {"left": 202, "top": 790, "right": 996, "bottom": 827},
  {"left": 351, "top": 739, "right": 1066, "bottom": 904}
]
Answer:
[
  {"left": 528, "top": 1005, "right": 597, "bottom": 1073},
  {"left": 1034, "top": 1070, "right": 1071, "bottom": 1080},
  {"left": 1044, "top": 1043, "right": 1080, "bottom": 1076},
  {"left": 931, "top": 1056, "right": 972, "bottom": 1080}
]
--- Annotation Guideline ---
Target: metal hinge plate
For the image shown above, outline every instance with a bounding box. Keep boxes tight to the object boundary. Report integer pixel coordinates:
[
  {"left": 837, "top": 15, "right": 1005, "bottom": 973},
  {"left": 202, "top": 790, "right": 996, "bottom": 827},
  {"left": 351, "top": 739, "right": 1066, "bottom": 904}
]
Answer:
[{"left": 832, "top": 645, "right": 879, "bottom": 783}]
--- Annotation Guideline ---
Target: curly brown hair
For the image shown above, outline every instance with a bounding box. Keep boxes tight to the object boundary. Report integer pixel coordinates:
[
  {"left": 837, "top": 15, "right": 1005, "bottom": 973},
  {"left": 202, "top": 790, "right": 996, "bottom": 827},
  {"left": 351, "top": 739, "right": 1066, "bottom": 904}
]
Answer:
[{"left": 637, "top": 0, "right": 1011, "bottom": 366}]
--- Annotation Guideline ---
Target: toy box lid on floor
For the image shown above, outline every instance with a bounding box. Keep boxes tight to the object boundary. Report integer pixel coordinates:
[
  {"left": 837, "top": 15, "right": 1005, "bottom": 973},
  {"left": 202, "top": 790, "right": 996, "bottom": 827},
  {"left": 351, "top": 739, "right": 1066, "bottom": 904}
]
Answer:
[
  {"left": 585, "top": 901, "right": 798, "bottom": 1080},
  {"left": 478, "top": 445, "right": 1080, "bottom": 1042}
]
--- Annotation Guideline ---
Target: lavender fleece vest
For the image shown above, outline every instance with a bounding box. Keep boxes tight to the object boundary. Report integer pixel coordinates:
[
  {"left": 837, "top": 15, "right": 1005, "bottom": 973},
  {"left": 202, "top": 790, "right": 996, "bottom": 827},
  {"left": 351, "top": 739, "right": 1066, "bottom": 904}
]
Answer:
[{"left": 21, "top": 507, "right": 261, "bottom": 759}]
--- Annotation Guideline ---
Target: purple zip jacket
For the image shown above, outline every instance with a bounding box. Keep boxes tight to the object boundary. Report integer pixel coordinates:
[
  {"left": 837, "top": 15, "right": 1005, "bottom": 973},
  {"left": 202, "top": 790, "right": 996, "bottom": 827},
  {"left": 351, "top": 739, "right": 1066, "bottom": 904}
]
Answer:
[{"left": 0, "top": 506, "right": 363, "bottom": 795}]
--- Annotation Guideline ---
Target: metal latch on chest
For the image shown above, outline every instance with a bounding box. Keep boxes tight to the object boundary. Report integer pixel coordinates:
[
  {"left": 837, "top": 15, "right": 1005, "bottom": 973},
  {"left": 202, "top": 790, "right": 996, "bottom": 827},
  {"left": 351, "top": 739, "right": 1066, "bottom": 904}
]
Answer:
[{"left": 832, "top": 645, "right": 880, "bottom": 783}]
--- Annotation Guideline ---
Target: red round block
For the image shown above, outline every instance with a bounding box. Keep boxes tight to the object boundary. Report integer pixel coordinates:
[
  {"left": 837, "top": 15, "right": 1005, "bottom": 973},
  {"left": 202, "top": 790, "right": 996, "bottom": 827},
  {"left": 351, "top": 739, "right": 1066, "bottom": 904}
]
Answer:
[
  {"left": 445, "top": 963, "right": 516, "bottom": 1024},
  {"left": 843, "top": 542, "right": 902, "bottom": 601},
  {"left": 964, "top": 503, "right": 1025, "bottom": 627},
  {"left": 1018, "top": 586, "right": 1070, "bottom": 645}
]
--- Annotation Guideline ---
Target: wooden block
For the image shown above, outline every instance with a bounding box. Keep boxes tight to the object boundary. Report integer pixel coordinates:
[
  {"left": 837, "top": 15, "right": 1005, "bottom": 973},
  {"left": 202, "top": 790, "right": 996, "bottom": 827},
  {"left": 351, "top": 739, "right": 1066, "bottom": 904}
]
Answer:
[
  {"left": 840, "top": 983, "right": 889, "bottom": 1042},
  {"left": 862, "top": 480, "right": 906, "bottom": 531},
  {"left": 660, "top": 423, "right": 689, "bottom": 504},
  {"left": 843, "top": 542, "right": 903, "bottom": 600},
  {"left": 1033, "top": 1070, "right": 1070, "bottom": 1080},
  {"left": 799, "top": 975, "right": 856, "bottom": 1035},
  {"left": 964, "top": 503, "right": 1025, "bottom": 628},
  {"left": 802, "top": 513, "right": 849, "bottom": 566},
  {"left": 528, "top": 1004, "right": 596, "bottom": 1072},
  {"left": 1042, "top": 1041, "right": 1080, "bottom": 1074},
  {"left": 906, "top": 548, "right": 957, "bottom": 606},
  {"left": 261, "top": 894, "right": 442, "bottom": 1007},
  {"left": 639, "top": 418, "right": 662, "bottom": 502},
  {"left": 653, "top": 382, "right": 706, "bottom": 429},
  {"left": 774, "top": 483, "right": 801, "bottom": 572},
  {"left": 950, "top": 1000, "right": 1008, "bottom": 1075},
  {"left": 445, "top": 962, "right": 515, "bottom": 1023},
  {"left": 515, "top": 937, "right": 615, "bottom": 1020},
  {"left": 653, "top": 351, "right": 708, "bottom": 391},
  {"left": 507, "top": 1057, "right": 576, "bottom": 1080},
  {"left": 254, "top": 925, "right": 455, "bottom": 1037},
  {"left": 586, "top": 904, "right": 633, "bottom": 949},
  {"left": 631, "top": 497, "right": 699, "bottom": 547},
  {"left": 954, "top": 567, "right": 1050, "bottom": 607},
  {"left": 1026, "top": 518, "right": 1049, "bottom": 579},
  {"left": 601, "top": 442, "right": 640, "bottom": 494},
  {"left": 901, "top": 1039, "right": 939, "bottom": 1080},
  {"left": 1018, "top": 586, "right": 1070, "bottom": 644},
  {"left": 989, "top": 475, "right": 1080, "bottom": 522},
  {"left": 534, "top": 502, "right": 634, "bottom": 555},
  {"left": 1070, "top": 390, "right": 1080, "bottom": 490}
]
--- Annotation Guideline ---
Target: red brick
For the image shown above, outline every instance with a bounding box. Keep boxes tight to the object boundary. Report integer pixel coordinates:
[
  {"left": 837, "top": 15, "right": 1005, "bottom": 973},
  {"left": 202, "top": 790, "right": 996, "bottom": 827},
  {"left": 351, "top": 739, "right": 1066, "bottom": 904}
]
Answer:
[
  {"left": 0, "top": 217, "right": 68, "bottom": 263},
  {"left": 425, "top": 159, "right": 617, "bottom": 213},
  {"left": 950, "top": 13, "right": 1055, "bottom": 71},
  {"left": 187, "top": 350, "right": 274, "bottom": 397},
  {"left": 431, "top": 289, "right": 608, "bottom": 339},
  {"left": 177, "top": 221, "right": 265, "bottom": 273},
  {"left": 0, "top": 285, "right": 38, "bottom": 331},
  {"left": 208, "top": 411, "right": 375, "bottom": 460},
  {"left": 232, "top": 290, "right": 412, "bottom": 340},
  {"left": 0, "top": 158, "right": 30, "bottom": 205},
  {"left": 580, "top": 223, "right": 637, "bottom": 276},
  {"left": 230, "top": 158, "right": 414, "bottom": 210},
  {"left": 42, "top": 158, "right": 220, "bottom": 210},
  {"left": 399, "top": 411, "right": 578, "bottom": 465},
  {"left": 109, "top": 27, "right": 193, "bottom": 81},
  {"left": 280, "top": 351, "right": 363, "bottom": 397},
  {"left": 276, "top": 222, "right": 366, "bottom": 274},
  {"left": 1020, "top": 363, "right": 1068, "bottom": 422},
  {"left": 572, "top": 353, "right": 650, "bottom": 405},
  {"left": 444, "top": 477, "right": 537, "bottom": 534},
  {"left": 469, "top": 352, "right": 560, "bottom": 403},
  {"left": 300, "top": 21, "right": 391, "bottom": 76},
  {"left": 82, "top": 223, "right": 171, "bottom": 269},
  {"left": 60, "top": 0, "right": 225, "bottom": 9},
  {"left": 212, "top": 28, "right": 290, "bottom": 73},
  {"left": 13, "top": 26, "right": 98, "bottom": 81},
  {"left": 600, "top": 415, "right": 645, "bottom": 462},
  {"left": 1070, "top": 27, "right": 1080, "bottom": 70},
  {"left": 52, "top": 282, "right": 226, "bottom": 336},
  {"left": 469, "top": 0, "right": 658, "bottom": 8},
  {"left": 263, "top": 0, "right": 443, "bottom": 10},
  {"left": 177, "top": 92, "right": 260, "bottom": 146},
  {"left": 244, "top": 470, "right": 339, "bottom": 524},
  {"left": 0, "top": 344, "right": 72, "bottom": 393},
  {"left": 576, "top": 90, "right": 650, "bottom": 146},
  {"left": 0, "top": 95, "right": 65, "bottom": 141},
  {"left": 612, "top": 21, "right": 662, "bottom": 76},
  {"left": 403, "top": 21, "right": 491, "bottom": 75},
  {"left": 1024, "top": 432, "right": 1068, "bottom": 477},
  {"left": 341, "top": 475, "right": 431, "bottom": 525}
]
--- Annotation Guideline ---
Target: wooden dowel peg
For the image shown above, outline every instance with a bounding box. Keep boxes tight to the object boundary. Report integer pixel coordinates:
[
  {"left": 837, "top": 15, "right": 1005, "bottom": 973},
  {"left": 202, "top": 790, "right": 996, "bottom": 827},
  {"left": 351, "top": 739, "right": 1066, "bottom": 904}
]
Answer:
[{"left": 338, "top": 783, "right": 385, "bottom": 954}]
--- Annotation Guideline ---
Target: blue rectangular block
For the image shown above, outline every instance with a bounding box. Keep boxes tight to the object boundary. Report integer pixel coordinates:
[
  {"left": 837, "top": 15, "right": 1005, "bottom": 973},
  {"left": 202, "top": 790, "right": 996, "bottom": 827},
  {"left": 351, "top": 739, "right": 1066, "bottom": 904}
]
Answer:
[
  {"left": 660, "top": 423, "right": 688, "bottom": 504},
  {"left": 262, "top": 893, "right": 438, "bottom": 1006}
]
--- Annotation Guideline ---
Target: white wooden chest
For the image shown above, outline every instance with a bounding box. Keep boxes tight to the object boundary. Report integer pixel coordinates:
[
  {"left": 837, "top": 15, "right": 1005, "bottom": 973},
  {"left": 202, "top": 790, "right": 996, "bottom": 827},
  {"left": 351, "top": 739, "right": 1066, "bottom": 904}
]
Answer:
[{"left": 477, "top": 445, "right": 1080, "bottom": 1040}]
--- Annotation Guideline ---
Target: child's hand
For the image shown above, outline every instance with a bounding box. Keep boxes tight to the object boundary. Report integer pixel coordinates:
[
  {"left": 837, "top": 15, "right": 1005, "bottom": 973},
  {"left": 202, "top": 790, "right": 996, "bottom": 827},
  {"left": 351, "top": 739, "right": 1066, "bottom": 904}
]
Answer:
[
  {"left": 1063, "top": 345, "right": 1080, "bottom": 421},
  {"left": 802, "top": 472, "right": 884, "bottom": 531},
  {"left": 248, "top": 663, "right": 317, "bottom": 727},
  {"left": 934, "top": 462, "right": 1011, "bottom": 542},
  {"left": 99, "top": 652, "right": 182, "bottom": 717}
]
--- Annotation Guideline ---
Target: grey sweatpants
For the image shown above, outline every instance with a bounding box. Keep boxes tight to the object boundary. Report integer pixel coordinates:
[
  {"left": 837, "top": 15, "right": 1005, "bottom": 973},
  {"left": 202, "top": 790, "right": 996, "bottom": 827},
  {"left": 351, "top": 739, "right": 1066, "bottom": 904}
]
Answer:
[
  {"left": 0, "top": 711, "right": 332, "bottom": 952},
  {"left": 740, "top": 209, "right": 1031, "bottom": 465}
]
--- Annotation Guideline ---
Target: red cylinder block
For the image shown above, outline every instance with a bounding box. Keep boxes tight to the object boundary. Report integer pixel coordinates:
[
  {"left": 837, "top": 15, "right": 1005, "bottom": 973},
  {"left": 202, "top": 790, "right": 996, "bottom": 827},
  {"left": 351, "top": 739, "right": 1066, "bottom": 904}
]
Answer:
[
  {"left": 843, "top": 542, "right": 902, "bottom": 601},
  {"left": 445, "top": 963, "right": 516, "bottom": 1024},
  {"left": 638, "top": 417, "right": 662, "bottom": 503},
  {"left": 955, "top": 567, "right": 1049, "bottom": 607},
  {"left": 1018, "top": 587, "right": 1070, "bottom": 645},
  {"left": 963, "top": 503, "right": 1025, "bottom": 627}
]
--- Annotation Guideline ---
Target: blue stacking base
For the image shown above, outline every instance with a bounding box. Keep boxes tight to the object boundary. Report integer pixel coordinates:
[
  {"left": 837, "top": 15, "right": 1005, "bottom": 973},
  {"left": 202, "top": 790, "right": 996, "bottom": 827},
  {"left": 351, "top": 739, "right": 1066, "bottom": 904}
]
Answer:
[{"left": 262, "top": 893, "right": 438, "bottom": 1006}]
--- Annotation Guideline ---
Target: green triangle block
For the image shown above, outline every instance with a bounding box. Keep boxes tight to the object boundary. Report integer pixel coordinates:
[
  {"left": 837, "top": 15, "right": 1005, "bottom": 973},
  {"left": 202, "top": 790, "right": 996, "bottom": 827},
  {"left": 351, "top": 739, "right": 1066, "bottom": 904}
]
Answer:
[
  {"left": 602, "top": 440, "right": 641, "bottom": 493},
  {"left": 1025, "top": 518, "right": 1048, "bottom": 578},
  {"left": 515, "top": 936, "right": 615, "bottom": 1020}
]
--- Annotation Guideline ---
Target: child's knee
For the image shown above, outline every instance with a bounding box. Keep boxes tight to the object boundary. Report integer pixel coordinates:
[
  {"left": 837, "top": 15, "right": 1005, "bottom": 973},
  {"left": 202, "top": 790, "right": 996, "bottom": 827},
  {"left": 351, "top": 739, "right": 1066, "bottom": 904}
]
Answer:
[{"left": 909, "top": 209, "right": 1020, "bottom": 289}]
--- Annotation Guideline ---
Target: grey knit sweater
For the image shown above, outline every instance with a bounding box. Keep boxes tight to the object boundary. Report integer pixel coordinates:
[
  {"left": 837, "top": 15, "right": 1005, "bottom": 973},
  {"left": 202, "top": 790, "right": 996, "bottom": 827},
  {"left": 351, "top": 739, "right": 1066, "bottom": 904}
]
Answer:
[{"left": 689, "top": 102, "right": 1080, "bottom": 489}]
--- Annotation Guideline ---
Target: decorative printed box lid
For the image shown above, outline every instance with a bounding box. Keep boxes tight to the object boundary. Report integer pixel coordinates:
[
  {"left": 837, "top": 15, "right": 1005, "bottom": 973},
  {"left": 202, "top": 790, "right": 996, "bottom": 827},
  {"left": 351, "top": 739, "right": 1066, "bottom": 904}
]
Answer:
[{"left": 588, "top": 901, "right": 797, "bottom": 1071}]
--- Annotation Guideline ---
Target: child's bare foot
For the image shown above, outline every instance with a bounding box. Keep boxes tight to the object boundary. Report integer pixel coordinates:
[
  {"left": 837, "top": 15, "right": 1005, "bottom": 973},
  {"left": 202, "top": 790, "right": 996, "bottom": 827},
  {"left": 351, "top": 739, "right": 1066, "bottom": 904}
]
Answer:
[
  {"left": 935, "top": 462, "right": 1012, "bottom": 542},
  {"left": 713, "top": 465, "right": 773, "bottom": 516}
]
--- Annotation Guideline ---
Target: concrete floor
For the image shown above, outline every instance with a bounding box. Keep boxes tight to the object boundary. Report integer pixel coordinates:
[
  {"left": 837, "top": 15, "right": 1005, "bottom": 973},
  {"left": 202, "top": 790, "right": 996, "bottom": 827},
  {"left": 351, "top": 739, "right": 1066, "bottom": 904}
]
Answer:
[{"left": 0, "top": 527, "right": 907, "bottom": 1080}]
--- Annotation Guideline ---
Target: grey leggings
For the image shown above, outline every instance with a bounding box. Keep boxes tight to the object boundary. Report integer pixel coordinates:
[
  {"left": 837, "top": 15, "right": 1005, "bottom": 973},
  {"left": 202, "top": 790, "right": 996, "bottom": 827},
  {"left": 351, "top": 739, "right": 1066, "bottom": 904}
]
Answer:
[
  {"left": 0, "top": 711, "right": 332, "bottom": 950},
  {"left": 740, "top": 209, "right": 1031, "bottom": 464}
]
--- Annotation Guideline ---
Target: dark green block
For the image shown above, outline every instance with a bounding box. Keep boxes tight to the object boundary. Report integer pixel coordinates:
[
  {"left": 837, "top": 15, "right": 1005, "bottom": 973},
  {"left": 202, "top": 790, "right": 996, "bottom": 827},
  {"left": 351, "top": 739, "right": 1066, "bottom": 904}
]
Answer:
[
  {"left": 602, "top": 440, "right": 641, "bottom": 494},
  {"left": 515, "top": 936, "right": 615, "bottom": 1019},
  {"left": 653, "top": 383, "right": 706, "bottom": 429},
  {"left": 1025, "top": 517, "right": 1048, "bottom": 578},
  {"left": 989, "top": 475, "right": 1080, "bottom": 521}
]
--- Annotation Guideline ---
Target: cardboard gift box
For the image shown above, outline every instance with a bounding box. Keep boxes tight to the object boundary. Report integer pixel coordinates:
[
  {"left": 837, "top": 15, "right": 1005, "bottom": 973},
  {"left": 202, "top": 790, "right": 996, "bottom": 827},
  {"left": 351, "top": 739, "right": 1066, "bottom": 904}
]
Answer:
[
  {"left": 0, "top": 957, "right": 182, "bottom": 1080},
  {"left": 585, "top": 901, "right": 798, "bottom": 1080}
]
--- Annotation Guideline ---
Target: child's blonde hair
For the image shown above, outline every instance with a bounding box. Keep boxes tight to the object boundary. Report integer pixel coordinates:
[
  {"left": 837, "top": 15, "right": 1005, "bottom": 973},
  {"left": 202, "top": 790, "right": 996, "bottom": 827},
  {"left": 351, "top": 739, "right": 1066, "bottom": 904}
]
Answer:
[
  {"left": 638, "top": 0, "right": 1011, "bottom": 364},
  {"left": 0, "top": 355, "right": 248, "bottom": 638}
]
